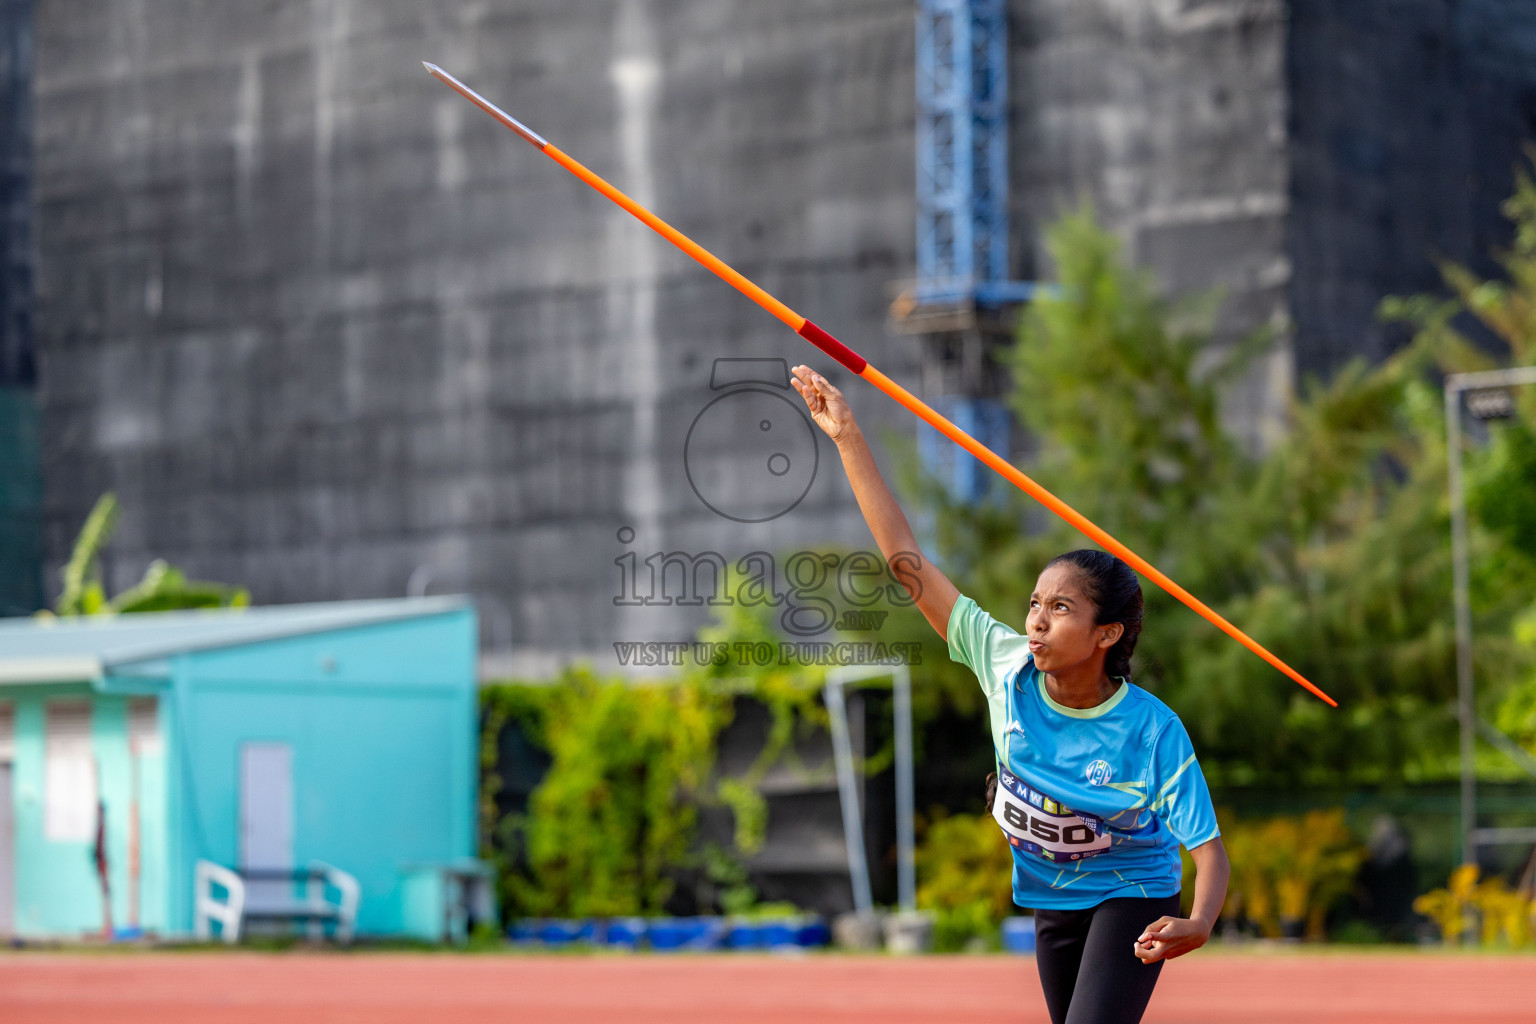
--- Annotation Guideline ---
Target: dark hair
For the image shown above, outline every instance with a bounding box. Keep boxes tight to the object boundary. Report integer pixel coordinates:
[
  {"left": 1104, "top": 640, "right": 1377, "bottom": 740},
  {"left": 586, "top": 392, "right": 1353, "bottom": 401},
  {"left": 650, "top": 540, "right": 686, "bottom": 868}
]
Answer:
[{"left": 1044, "top": 549, "right": 1143, "bottom": 679}]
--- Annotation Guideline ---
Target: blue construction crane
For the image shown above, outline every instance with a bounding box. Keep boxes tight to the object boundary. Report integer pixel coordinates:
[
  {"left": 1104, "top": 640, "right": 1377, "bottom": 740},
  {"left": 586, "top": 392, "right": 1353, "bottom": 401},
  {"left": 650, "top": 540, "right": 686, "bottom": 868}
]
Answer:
[
  {"left": 915, "top": 0, "right": 1037, "bottom": 307},
  {"left": 912, "top": 0, "right": 1034, "bottom": 502}
]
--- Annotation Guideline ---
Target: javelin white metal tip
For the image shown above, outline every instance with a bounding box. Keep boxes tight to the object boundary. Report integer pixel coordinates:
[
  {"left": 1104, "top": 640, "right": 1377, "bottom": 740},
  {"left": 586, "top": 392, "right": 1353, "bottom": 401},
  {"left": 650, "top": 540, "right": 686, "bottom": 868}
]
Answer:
[{"left": 421, "top": 62, "right": 549, "bottom": 149}]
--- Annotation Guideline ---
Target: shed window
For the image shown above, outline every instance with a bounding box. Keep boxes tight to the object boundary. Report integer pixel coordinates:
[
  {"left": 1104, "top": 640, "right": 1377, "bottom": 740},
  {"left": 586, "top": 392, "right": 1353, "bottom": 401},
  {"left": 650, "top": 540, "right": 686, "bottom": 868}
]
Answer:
[
  {"left": 45, "top": 700, "right": 96, "bottom": 842},
  {"left": 128, "top": 698, "right": 161, "bottom": 756}
]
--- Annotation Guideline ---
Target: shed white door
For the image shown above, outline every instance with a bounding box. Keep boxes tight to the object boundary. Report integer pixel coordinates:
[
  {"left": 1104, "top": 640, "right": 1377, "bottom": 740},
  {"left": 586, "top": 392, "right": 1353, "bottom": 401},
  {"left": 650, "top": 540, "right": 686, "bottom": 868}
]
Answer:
[
  {"left": 0, "top": 703, "right": 13, "bottom": 933},
  {"left": 240, "top": 743, "right": 293, "bottom": 911},
  {"left": 0, "top": 762, "right": 13, "bottom": 935}
]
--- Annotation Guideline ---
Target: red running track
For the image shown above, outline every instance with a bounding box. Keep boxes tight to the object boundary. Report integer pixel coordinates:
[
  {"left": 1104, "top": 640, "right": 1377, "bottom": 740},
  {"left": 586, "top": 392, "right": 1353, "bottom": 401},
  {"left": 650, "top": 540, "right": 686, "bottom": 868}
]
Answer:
[{"left": 2, "top": 950, "right": 1533, "bottom": 1024}]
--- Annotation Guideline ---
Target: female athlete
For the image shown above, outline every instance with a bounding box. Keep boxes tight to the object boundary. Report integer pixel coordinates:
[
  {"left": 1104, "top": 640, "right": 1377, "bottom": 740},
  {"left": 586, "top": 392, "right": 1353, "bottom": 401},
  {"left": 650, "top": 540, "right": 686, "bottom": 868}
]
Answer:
[{"left": 790, "top": 364, "right": 1230, "bottom": 1024}]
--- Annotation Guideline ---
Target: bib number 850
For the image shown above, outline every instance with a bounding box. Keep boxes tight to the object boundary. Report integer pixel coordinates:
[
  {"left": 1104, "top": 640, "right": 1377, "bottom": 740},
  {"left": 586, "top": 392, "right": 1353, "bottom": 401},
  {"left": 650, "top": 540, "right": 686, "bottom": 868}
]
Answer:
[{"left": 1001, "top": 799, "right": 1099, "bottom": 845}]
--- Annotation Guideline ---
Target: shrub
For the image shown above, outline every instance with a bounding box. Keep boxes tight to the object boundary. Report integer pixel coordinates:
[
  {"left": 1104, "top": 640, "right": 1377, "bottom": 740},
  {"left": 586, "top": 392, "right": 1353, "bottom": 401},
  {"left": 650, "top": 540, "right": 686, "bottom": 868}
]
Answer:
[
  {"left": 1218, "top": 809, "right": 1366, "bottom": 939},
  {"left": 915, "top": 811, "right": 1015, "bottom": 951},
  {"left": 1414, "top": 864, "right": 1535, "bottom": 947}
]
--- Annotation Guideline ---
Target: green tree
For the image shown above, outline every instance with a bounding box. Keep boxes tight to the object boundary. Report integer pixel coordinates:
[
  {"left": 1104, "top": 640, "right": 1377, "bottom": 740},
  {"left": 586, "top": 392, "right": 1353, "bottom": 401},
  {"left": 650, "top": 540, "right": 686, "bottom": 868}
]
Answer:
[
  {"left": 1432, "top": 162, "right": 1536, "bottom": 757},
  {"left": 47, "top": 492, "right": 249, "bottom": 616},
  {"left": 495, "top": 667, "right": 731, "bottom": 918},
  {"left": 928, "top": 193, "right": 1536, "bottom": 787}
]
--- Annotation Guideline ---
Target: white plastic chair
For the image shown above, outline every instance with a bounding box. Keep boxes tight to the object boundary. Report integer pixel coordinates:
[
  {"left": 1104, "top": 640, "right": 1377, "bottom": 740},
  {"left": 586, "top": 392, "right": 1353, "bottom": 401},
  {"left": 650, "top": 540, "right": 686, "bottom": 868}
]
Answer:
[
  {"left": 193, "top": 860, "right": 246, "bottom": 944},
  {"left": 305, "top": 861, "right": 361, "bottom": 944}
]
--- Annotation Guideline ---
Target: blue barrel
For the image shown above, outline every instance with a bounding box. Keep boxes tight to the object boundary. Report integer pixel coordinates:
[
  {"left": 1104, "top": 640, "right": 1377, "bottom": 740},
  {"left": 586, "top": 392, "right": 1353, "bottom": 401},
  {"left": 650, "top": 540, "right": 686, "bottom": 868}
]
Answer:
[
  {"left": 759, "top": 920, "right": 800, "bottom": 949},
  {"left": 535, "top": 918, "right": 598, "bottom": 946},
  {"left": 795, "top": 918, "right": 832, "bottom": 948},
  {"left": 603, "top": 917, "right": 648, "bottom": 948},
  {"left": 506, "top": 919, "right": 540, "bottom": 944},
  {"left": 723, "top": 921, "right": 765, "bottom": 950},
  {"left": 648, "top": 916, "right": 725, "bottom": 951},
  {"left": 1001, "top": 916, "right": 1037, "bottom": 953}
]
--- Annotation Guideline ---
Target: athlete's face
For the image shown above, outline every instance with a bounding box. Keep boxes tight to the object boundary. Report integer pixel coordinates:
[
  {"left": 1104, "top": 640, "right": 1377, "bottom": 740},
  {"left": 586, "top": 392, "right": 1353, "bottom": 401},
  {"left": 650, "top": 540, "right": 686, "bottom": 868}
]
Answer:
[{"left": 1025, "top": 564, "right": 1122, "bottom": 677}]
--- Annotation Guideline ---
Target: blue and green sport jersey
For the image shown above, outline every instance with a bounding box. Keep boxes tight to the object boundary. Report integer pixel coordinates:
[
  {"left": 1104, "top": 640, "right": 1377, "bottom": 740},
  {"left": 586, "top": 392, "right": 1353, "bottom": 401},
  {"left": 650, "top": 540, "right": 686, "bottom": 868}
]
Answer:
[{"left": 947, "top": 594, "right": 1220, "bottom": 911}]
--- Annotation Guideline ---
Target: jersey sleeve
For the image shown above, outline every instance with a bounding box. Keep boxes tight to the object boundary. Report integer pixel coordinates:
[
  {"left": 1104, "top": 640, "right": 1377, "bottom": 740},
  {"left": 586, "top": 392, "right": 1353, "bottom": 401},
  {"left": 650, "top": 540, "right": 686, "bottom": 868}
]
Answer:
[
  {"left": 946, "top": 594, "right": 1027, "bottom": 697},
  {"left": 1147, "top": 716, "right": 1221, "bottom": 849}
]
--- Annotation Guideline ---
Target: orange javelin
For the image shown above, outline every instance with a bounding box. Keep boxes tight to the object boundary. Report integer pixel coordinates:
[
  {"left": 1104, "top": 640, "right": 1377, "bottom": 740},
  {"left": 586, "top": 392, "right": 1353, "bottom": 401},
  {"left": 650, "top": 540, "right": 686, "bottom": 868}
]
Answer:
[{"left": 423, "top": 61, "right": 1337, "bottom": 707}]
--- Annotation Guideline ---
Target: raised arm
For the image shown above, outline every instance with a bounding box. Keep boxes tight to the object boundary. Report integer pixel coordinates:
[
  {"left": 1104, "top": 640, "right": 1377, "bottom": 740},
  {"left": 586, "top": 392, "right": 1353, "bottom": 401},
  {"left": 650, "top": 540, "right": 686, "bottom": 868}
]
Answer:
[{"left": 790, "top": 364, "right": 960, "bottom": 637}]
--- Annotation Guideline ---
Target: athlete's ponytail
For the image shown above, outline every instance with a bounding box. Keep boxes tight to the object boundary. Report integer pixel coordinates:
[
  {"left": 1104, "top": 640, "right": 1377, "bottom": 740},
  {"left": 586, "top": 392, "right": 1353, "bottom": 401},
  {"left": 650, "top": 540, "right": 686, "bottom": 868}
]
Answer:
[{"left": 1044, "top": 549, "right": 1143, "bottom": 680}]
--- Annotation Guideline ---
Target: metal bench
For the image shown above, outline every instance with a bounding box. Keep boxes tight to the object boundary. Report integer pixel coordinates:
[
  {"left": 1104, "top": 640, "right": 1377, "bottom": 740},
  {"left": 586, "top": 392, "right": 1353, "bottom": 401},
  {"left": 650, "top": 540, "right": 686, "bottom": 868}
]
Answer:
[{"left": 194, "top": 859, "right": 360, "bottom": 945}]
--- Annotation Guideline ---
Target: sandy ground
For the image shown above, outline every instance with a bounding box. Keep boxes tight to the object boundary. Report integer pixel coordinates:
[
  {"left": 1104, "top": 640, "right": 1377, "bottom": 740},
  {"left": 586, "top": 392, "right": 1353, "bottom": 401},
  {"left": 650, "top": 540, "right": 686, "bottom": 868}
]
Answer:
[{"left": 2, "top": 949, "right": 1533, "bottom": 1023}]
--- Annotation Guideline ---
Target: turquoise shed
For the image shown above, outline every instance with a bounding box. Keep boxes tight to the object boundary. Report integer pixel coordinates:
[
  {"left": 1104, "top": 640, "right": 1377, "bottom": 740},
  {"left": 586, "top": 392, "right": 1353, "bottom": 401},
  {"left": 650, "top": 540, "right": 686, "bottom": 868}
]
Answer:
[{"left": 0, "top": 596, "right": 478, "bottom": 940}]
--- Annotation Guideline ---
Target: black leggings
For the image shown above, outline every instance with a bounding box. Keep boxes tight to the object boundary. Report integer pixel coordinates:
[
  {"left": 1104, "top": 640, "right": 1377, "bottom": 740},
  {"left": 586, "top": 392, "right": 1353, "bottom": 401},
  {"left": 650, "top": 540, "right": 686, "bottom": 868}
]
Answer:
[{"left": 1031, "top": 893, "right": 1181, "bottom": 1024}]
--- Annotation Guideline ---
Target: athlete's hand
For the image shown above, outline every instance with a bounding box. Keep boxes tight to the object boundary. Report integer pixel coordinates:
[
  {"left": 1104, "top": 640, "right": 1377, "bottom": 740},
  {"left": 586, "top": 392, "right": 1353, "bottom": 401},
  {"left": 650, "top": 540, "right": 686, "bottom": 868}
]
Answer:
[
  {"left": 791, "top": 365, "right": 858, "bottom": 446},
  {"left": 1133, "top": 916, "right": 1210, "bottom": 964}
]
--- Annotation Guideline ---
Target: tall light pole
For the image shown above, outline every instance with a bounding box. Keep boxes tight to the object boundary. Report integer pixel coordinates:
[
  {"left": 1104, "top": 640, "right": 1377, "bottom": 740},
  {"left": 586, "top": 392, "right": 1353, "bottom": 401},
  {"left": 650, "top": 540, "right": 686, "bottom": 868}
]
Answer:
[{"left": 1445, "top": 366, "right": 1536, "bottom": 866}]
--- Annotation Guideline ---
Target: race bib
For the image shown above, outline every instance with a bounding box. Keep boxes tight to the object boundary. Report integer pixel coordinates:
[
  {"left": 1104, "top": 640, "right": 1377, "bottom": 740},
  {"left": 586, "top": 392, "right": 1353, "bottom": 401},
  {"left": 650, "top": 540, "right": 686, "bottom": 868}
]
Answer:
[{"left": 992, "top": 768, "right": 1111, "bottom": 862}]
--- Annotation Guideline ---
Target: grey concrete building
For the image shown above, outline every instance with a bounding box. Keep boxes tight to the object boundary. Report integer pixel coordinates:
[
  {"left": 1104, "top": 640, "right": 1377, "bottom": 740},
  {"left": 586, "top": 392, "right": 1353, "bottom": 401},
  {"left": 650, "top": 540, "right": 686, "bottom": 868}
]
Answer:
[
  {"left": 24, "top": 1, "right": 1536, "bottom": 671},
  {"left": 0, "top": 0, "right": 40, "bottom": 616}
]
